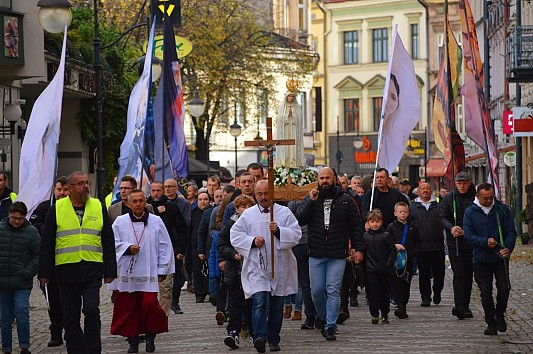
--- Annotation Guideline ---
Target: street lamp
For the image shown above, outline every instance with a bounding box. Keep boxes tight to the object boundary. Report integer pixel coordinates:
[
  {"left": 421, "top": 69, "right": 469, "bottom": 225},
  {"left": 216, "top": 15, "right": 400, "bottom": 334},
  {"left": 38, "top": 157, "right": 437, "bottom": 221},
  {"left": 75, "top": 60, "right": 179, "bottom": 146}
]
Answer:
[
  {"left": 3, "top": 103, "right": 23, "bottom": 181},
  {"left": 136, "top": 55, "right": 163, "bottom": 82},
  {"left": 229, "top": 118, "right": 242, "bottom": 176},
  {"left": 188, "top": 87, "right": 206, "bottom": 178},
  {"left": 37, "top": 0, "right": 72, "bottom": 34}
]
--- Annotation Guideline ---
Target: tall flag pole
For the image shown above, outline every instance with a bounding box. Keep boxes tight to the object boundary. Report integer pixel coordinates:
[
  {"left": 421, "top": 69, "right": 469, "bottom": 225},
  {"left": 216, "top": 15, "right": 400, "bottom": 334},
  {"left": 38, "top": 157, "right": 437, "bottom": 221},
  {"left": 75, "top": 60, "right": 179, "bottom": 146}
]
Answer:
[
  {"left": 371, "top": 25, "right": 420, "bottom": 208},
  {"left": 17, "top": 26, "right": 68, "bottom": 217},
  {"left": 459, "top": 0, "right": 500, "bottom": 197}
]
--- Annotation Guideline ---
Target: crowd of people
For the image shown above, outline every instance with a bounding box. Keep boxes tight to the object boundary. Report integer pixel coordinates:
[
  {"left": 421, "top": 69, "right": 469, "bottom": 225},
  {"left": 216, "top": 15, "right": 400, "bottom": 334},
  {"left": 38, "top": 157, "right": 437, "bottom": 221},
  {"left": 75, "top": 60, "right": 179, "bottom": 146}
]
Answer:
[{"left": 0, "top": 164, "right": 518, "bottom": 353}]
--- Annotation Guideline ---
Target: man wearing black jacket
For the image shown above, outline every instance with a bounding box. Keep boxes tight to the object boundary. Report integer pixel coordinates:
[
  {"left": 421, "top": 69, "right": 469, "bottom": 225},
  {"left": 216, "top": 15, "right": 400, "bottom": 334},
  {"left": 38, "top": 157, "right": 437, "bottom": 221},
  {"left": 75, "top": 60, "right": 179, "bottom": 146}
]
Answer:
[
  {"left": 296, "top": 167, "right": 364, "bottom": 341},
  {"left": 147, "top": 181, "right": 188, "bottom": 315},
  {"left": 30, "top": 176, "right": 69, "bottom": 347},
  {"left": 439, "top": 172, "right": 476, "bottom": 319},
  {"left": 38, "top": 171, "right": 117, "bottom": 354}
]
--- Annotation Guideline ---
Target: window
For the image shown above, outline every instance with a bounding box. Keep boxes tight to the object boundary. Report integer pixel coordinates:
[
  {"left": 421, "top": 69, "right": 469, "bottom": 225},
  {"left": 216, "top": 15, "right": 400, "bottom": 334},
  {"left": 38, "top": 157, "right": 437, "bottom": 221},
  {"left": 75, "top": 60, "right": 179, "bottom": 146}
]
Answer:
[
  {"left": 298, "top": 0, "right": 306, "bottom": 32},
  {"left": 437, "top": 33, "right": 444, "bottom": 69},
  {"left": 373, "top": 28, "right": 388, "bottom": 62},
  {"left": 373, "top": 97, "right": 383, "bottom": 131},
  {"left": 257, "top": 89, "right": 268, "bottom": 125},
  {"left": 0, "top": 0, "right": 11, "bottom": 9},
  {"left": 411, "top": 24, "right": 419, "bottom": 59},
  {"left": 343, "top": 99, "right": 359, "bottom": 132},
  {"left": 344, "top": 31, "right": 359, "bottom": 64}
]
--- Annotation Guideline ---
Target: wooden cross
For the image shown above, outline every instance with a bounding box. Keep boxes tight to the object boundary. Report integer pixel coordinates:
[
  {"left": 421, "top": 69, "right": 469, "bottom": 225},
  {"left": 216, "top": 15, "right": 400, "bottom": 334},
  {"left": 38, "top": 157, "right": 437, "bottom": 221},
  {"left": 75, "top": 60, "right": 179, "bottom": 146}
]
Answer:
[{"left": 244, "top": 117, "right": 295, "bottom": 278}]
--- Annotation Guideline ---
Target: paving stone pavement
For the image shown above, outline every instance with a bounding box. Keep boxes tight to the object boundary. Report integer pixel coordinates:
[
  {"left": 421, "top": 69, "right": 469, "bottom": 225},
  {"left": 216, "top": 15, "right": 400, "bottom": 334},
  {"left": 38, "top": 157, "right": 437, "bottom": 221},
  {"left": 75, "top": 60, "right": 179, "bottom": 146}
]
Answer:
[{"left": 12, "top": 245, "right": 533, "bottom": 353}]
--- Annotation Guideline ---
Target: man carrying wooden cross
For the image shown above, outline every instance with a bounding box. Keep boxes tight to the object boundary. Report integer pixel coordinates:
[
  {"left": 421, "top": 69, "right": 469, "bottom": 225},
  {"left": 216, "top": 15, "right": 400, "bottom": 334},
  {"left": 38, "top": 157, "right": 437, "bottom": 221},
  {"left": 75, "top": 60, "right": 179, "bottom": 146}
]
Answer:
[{"left": 230, "top": 180, "right": 301, "bottom": 353}]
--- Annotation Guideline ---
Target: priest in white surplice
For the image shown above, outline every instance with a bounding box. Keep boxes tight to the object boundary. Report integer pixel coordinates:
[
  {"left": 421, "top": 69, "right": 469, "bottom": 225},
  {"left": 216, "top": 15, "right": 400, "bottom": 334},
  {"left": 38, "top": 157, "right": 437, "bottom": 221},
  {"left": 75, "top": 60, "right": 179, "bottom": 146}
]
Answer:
[
  {"left": 109, "top": 189, "right": 174, "bottom": 353},
  {"left": 230, "top": 180, "right": 301, "bottom": 353}
]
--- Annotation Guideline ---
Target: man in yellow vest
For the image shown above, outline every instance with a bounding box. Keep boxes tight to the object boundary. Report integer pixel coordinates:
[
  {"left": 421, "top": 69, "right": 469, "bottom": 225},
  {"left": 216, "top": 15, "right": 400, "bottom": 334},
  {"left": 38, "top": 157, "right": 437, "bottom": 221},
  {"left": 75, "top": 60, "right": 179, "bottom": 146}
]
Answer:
[
  {"left": 38, "top": 171, "right": 117, "bottom": 354},
  {"left": 0, "top": 171, "right": 17, "bottom": 220}
]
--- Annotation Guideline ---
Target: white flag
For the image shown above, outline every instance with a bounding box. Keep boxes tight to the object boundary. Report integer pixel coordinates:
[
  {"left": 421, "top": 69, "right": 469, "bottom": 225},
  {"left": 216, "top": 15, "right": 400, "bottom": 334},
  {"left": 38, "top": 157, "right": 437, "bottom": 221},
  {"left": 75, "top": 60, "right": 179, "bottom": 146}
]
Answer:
[
  {"left": 376, "top": 25, "right": 421, "bottom": 173},
  {"left": 17, "top": 27, "right": 68, "bottom": 217},
  {"left": 113, "top": 22, "right": 156, "bottom": 199}
]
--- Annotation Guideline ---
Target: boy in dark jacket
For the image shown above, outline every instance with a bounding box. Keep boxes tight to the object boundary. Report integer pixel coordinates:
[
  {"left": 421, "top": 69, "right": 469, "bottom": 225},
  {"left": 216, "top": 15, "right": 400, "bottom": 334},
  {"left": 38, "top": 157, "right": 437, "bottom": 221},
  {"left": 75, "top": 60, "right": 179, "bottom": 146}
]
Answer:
[
  {"left": 217, "top": 195, "right": 255, "bottom": 349},
  {"left": 387, "top": 202, "right": 419, "bottom": 319},
  {"left": 362, "top": 209, "right": 396, "bottom": 324}
]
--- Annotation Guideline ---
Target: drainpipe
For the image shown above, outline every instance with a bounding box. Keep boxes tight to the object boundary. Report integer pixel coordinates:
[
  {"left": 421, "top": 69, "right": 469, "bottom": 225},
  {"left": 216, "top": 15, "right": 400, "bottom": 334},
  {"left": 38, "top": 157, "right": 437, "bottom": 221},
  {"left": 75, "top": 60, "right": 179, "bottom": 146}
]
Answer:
[
  {"left": 417, "top": 0, "right": 431, "bottom": 181},
  {"left": 317, "top": 0, "right": 331, "bottom": 166},
  {"left": 515, "top": 0, "right": 523, "bottom": 235}
]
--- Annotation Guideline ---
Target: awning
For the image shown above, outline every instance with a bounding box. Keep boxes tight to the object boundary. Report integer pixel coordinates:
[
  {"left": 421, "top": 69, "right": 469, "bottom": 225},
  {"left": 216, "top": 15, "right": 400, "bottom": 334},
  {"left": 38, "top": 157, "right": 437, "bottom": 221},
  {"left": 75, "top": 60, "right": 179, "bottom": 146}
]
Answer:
[{"left": 426, "top": 158, "right": 447, "bottom": 177}]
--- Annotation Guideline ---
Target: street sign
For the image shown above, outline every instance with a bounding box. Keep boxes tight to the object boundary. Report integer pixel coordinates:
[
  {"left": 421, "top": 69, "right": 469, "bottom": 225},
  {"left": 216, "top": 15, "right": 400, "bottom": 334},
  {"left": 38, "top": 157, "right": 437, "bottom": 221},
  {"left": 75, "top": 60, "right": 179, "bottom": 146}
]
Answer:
[
  {"left": 512, "top": 107, "right": 533, "bottom": 137},
  {"left": 151, "top": 0, "right": 181, "bottom": 27}
]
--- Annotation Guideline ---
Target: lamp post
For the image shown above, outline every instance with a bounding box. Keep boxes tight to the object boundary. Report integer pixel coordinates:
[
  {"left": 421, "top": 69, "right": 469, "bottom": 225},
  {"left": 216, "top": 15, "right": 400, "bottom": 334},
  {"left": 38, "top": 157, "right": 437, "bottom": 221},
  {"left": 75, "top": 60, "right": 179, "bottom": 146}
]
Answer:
[
  {"left": 3, "top": 104, "right": 23, "bottom": 182},
  {"left": 188, "top": 87, "right": 206, "bottom": 178},
  {"left": 229, "top": 119, "right": 242, "bottom": 177},
  {"left": 336, "top": 118, "right": 343, "bottom": 173},
  {"left": 353, "top": 130, "right": 363, "bottom": 174}
]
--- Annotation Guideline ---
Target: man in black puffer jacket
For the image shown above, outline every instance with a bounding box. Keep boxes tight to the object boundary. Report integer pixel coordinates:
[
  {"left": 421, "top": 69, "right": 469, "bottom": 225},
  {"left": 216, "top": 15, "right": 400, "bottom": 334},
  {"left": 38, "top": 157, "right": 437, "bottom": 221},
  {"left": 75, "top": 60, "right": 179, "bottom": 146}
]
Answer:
[
  {"left": 296, "top": 167, "right": 364, "bottom": 341},
  {"left": 439, "top": 172, "right": 476, "bottom": 319}
]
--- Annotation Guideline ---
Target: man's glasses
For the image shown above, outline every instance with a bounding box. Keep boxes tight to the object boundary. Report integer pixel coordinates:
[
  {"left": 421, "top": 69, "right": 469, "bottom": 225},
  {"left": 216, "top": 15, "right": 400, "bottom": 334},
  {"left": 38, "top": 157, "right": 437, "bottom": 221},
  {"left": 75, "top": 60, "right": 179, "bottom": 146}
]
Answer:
[
  {"left": 9, "top": 216, "right": 26, "bottom": 222},
  {"left": 164, "top": 185, "right": 177, "bottom": 189},
  {"left": 70, "top": 181, "right": 89, "bottom": 187}
]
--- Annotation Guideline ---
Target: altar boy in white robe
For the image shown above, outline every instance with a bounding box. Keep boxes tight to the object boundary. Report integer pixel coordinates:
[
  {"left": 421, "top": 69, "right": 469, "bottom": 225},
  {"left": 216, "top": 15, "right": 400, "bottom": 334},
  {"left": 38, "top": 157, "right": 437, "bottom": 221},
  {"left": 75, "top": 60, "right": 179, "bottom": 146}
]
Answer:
[
  {"left": 109, "top": 189, "right": 175, "bottom": 353},
  {"left": 231, "top": 180, "right": 301, "bottom": 353}
]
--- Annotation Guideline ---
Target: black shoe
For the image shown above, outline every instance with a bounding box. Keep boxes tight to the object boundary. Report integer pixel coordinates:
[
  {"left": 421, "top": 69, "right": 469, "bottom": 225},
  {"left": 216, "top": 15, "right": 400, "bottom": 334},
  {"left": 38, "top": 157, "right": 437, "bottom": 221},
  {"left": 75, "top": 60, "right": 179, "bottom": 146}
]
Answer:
[
  {"left": 496, "top": 315, "right": 507, "bottom": 332},
  {"left": 171, "top": 304, "right": 184, "bottom": 314},
  {"left": 394, "top": 309, "right": 408, "bottom": 319},
  {"left": 253, "top": 338, "right": 266, "bottom": 353},
  {"left": 127, "top": 337, "right": 139, "bottom": 353},
  {"left": 349, "top": 296, "right": 359, "bottom": 307},
  {"left": 301, "top": 317, "right": 315, "bottom": 330},
  {"left": 323, "top": 327, "right": 336, "bottom": 341},
  {"left": 47, "top": 337, "right": 63, "bottom": 347},
  {"left": 314, "top": 318, "right": 326, "bottom": 330},
  {"left": 433, "top": 294, "right": 441, "bottom": 305},
  {"left": 464, "top": 307, "right": 473, "bottom": 318},
  {"left": 336, "top": 311, "right": 349, "bottom": 324},
  {"left": 484, "top": 323, "right": 497, "bottom": 335},
  {"left": 452, "top": 307, "right": 466, "bottom": 320},
  {"left": 145, "top": 335, "right": 155, "bottom": 353},
  {"left": 421, "top": 300, "right": 431, "bottom": 307},
  {"left": 224, "top": 331, "right": 240, "bottom": 349},
  {"left": 209, "top": 295, "right": 217, "bottom": 306},
  {"left": 195, "top": 296, "right": 205, "bottom": 303},
  {"left": 269, "top": 343, "right": 281, "bottom": 352}
]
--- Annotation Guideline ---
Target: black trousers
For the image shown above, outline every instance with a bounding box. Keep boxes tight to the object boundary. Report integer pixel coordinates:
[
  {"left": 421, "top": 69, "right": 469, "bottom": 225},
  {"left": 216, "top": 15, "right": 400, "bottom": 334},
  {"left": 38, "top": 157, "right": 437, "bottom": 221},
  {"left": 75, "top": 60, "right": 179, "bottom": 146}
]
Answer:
[
  {"left": 58, "top": 279, "right": 102, "bottom": 354},
  {"left": 171, "top": 259, "right": 184, "bottom": 306},
  {"left": 41, "top": 272, "right": 63, "bottom": 338},
  {"left": 390, "top": 270, "right": 412, "bottom": 311},
  {"left": 340, "top": 260, "right": 355, "bottom": 315},
  {"left": 191, "top": 250, "right": 209, "bottom": 298},
  {"left": 448, "top": 247, "right": 473, "bottom": 309},
  {"left": 473, "top": 261, "right": 510, "bottom": 324},
  {"left": 418, "top": 250, "right": 445, "bottom": 302},
  {"left": 226, "top": 279, "right": 253, "bottom": 336},
  {"left": 365, "top": 271, "right": 390, "bottom": 318},
  {"left": 216, "top": 275, "right": 228, "bottom": 313}
]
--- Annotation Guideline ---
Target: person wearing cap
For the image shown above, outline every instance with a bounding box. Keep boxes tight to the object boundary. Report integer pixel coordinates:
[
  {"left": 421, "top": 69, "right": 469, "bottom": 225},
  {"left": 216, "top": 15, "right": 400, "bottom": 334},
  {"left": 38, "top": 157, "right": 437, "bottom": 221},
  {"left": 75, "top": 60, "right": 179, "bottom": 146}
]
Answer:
[
  {"left": 399, "top": 179, "right": 417, "bottom": 201},
  {"left": 439, "top": 171, "right": 476, "bottom": 320}
]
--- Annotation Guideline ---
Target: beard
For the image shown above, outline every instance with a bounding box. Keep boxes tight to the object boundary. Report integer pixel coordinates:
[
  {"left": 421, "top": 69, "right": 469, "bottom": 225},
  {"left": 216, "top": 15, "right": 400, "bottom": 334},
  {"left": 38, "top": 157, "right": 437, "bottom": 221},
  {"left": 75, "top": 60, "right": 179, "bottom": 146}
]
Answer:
[{"left": 318, "top": 183, "right": 336, "bottom": 199}]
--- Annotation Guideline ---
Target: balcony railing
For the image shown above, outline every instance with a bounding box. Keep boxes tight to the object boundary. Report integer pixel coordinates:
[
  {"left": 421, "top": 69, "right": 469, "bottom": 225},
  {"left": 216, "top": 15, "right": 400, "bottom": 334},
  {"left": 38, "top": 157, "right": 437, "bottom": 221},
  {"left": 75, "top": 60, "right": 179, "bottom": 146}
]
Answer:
[{"left": 506, "top": 25, "right": 533, "bottom": 82}]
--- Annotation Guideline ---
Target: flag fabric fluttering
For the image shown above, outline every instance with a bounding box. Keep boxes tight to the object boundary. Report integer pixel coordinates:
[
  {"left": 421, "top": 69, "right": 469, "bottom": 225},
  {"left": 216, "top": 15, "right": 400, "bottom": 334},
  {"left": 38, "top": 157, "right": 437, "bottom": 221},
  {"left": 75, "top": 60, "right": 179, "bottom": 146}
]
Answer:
[
  {"left": 161, "top": 13, "right": 188, "bottom": 179},
  {"left": 432, "top": 21, "right": 465, "bottom": 188},
  {"left": 153, "top": 83, "right": 173, "bottom": 182},
  {"left": 113, "top": 22, "right": 156, "bottom": 200},
  {"left": 376, "top": 25, "right": 421, "bottom": 173},
  {"left": 16, "top": 26, "right": 68, "bottom": 217},
  {"left": 459, "top": 0, "right": 500, "bottom": 194}
]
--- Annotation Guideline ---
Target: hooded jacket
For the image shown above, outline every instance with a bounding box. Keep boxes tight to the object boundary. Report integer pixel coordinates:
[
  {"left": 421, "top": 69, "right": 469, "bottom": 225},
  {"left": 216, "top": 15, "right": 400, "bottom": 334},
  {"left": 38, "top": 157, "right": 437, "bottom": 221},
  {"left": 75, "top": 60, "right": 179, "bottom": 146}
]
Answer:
[
  {"left": 439, "top": 184, "right": 476, "bottom": 251},
  {"left": 0, "top": 218, "right": 40, "bottom": 290},
  {"left": 463, "top": 200, "right": 517, "bottom": 264},
  {"left": 296, "top": 186, "right": 364, "bottom": 259}
]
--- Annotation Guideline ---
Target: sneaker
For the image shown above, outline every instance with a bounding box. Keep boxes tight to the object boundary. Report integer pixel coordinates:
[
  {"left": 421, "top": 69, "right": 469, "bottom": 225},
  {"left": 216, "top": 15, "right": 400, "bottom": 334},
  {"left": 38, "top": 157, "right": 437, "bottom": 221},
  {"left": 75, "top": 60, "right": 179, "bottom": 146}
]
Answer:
[
  {"left": 484, "top": 323, "right": 497, "bottom": 336},
  {"left": 421, "top": 300, "right": 431, "bottom": 307},
  {"left": 301, "top": 317, "right": 315, "bottom": 330},
  {"left": 322, "top": 327, "right": 336, "bottom": 340},
  {"left": 283, "top": 305, "right": 292, "bottom": 319},
  {"left": 253, "top": 338, "right": 266, "bottom": 353},
  {"left": 216, "top": 311, "right": 225, "bottom": 326},
  {"left": 381, "top": 316, "right": 389, "bottom": 324},
  {"left": 433, "top": 294, "right": 441, "bottom": 305},
  {"left": 224, "top": 333, "right": 240, "bottom": 349},
  {"left": 336, "top": 311, "right": 349, "bottom": 325},
  {"left": 269, "top": 343, "right": 281, "bottom": 352},
  {"left": 496, "top": 315, "right": 507, "bottom": 332},
  {"left": 181, "top": 281, "right": 188, "bottom": 291},
  {"left": 464, "top": 307, "right": 473, "bottom": 318},
  {"left": 371, "top": 317, "right": 379, "bottom": 324},
  {"left": 452, "top": 307, "right": 466, "bottom": 320},
  {"left": 350, "top": 297, "right": 359, "bottom": 307},
  {"left": 292, "top": 310, "right": 302, "bottom": 321}
]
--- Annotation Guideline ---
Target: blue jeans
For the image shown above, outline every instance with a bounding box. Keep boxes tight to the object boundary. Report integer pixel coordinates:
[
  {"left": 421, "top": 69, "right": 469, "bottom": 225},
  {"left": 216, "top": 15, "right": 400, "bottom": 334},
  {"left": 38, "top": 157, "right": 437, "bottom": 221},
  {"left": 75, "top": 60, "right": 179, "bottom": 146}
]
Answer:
[
  {"left": 0, "top": 289, "right": 31, "bottom": 352},
  {"left": 309, "top": 257, "right": 346, "bottom": 330},
  {"left": 251, "top": 292, "right": 284, "bottom": 345}
]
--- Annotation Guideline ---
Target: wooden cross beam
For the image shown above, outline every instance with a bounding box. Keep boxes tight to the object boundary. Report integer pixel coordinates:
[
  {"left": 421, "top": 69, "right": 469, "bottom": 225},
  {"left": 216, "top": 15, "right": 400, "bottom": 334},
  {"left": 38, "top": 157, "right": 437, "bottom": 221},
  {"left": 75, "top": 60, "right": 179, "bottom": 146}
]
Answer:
[{"left": 244, "top": 117, "right": 294, "bottom": 278}]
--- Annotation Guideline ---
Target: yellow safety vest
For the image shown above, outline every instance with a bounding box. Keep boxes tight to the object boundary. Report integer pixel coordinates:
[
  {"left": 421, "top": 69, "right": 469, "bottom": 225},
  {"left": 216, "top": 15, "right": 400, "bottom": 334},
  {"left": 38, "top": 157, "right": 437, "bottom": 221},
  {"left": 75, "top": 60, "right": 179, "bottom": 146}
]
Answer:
[
  {"left": 105, "top": 193, "right": 112, "bottom": 209},
  {"left": 55, "top": 197, "right": 104, "bottom": 266}
]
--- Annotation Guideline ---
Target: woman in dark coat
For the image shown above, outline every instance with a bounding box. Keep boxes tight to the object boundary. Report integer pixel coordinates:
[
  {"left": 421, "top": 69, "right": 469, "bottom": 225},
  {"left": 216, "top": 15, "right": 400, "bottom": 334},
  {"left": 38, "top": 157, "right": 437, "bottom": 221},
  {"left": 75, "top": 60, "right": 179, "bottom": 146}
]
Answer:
[{"left": 0, "top": 202, "right": 40, "bottom": 354}]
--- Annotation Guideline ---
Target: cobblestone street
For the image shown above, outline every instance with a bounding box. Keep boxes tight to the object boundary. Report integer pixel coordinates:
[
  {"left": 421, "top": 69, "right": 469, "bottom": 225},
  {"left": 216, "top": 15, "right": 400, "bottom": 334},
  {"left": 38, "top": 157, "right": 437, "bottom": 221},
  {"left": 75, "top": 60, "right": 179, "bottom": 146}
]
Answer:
[{"left": 17, "top": 245, "right": 533, "bottom": 353}]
